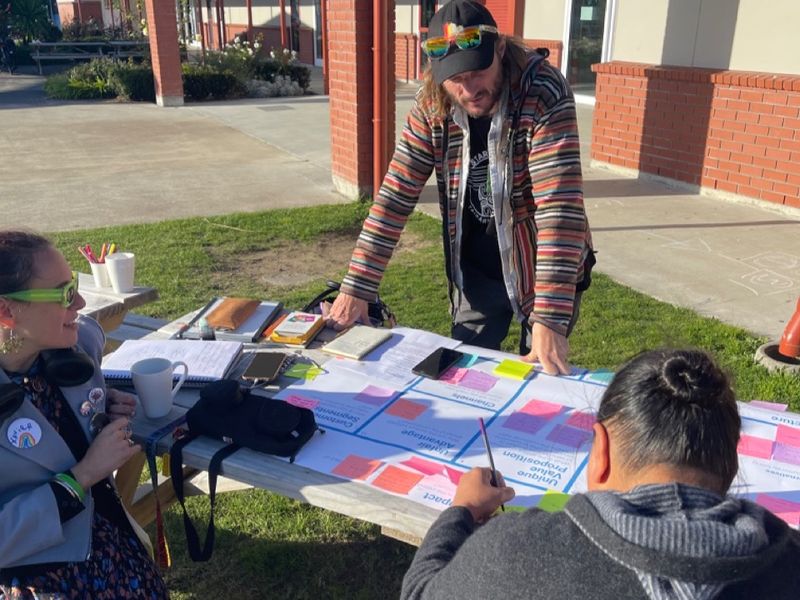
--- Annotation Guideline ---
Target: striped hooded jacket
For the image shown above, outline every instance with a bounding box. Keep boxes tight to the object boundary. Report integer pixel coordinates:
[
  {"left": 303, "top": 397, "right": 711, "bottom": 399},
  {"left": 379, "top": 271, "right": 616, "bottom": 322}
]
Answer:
[{"left": 341, "top": 50, "right": 593, "bottom": 336}]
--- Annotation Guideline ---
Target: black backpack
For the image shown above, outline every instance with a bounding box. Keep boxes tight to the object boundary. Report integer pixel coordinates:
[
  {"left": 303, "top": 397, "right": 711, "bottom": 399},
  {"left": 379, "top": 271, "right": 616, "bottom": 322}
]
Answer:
[{"left": 167, "top": 380, "right": 322, "bottom": 561}]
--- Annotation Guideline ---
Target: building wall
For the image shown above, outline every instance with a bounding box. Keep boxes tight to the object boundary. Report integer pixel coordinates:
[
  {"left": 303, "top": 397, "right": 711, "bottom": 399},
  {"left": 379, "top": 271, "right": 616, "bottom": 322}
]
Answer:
[
  {"left": 612, "top": 0, "right": 800, "bottom": 75},
  {"left": 522, "top": 0, "right": 566, "bottom": 40},
  {"left": 592, "top": 62, "right": 800, "bottom": 209}
]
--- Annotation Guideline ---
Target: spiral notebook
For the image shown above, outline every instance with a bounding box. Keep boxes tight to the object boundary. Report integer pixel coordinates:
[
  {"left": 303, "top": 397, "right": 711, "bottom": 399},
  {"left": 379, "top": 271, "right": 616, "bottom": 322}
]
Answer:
[{"left": 101, "top": 340, "right": 244, "bottom": 384}]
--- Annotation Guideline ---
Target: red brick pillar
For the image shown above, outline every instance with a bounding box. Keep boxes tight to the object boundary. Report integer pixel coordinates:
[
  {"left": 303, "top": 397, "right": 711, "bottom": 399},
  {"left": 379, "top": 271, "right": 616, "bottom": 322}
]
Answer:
[
  {"left": 144, "top": 0, "right": 184, "bottom": 107},
  {"left": 327, "top": 1, "right": 396, "bottom": 199}
]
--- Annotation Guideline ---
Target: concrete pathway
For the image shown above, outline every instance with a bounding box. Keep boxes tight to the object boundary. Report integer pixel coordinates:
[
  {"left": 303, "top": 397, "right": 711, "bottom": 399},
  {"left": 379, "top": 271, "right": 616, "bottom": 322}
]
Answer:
[{"left": 1, "top": 68, "right": 798, "bottom": 338}]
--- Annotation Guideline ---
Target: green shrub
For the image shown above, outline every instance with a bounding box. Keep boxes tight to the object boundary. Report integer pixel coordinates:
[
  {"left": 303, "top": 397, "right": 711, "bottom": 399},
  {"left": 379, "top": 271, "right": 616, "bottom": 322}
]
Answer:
[
  {"left": 43, "top": 73, "right": 114, "bottom": 99},
  {"left": 110, "top": 61, "right": 155, "bottom": 101},
  {"left": 287, "top": 64, "right": 310, "bottom": 91},
  {"left": 251, "top": 47, "right": 310, "bottom": 92},
  {"left": 182, "top": 63, "right": 245, "bottom": 101}
]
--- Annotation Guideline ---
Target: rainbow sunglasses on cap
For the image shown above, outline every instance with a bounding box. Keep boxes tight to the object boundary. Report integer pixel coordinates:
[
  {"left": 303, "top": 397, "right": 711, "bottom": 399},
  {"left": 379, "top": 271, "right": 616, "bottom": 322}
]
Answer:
[
  {"left": 0, "top": 272, "right": 79, "bottom": 308},
  {"left": 422, "top": 23, "right": 498, "bottom": 59}
]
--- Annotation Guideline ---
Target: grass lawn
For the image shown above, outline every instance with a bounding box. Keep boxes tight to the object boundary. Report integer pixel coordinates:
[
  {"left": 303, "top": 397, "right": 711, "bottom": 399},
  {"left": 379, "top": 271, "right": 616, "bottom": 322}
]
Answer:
[{"left": 50, "top": 202, "right": 800, "bottom": 599}]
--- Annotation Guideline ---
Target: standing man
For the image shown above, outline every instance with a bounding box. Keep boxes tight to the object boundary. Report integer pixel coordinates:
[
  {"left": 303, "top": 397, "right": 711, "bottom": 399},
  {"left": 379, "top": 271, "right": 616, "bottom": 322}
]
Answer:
[{"left": 328, "top": 0, "right": 594, "bottom": 375}]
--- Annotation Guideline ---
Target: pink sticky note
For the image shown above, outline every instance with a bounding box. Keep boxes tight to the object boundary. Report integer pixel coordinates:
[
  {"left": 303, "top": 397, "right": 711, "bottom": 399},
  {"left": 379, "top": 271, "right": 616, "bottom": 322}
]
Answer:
[
  {"left": 332, "top": 455, "right": 383, "bottom": 481},
  {"left": 355, "top": 385, "right": 396, "bottom": 407},
  {"left": 566, "top": 411, "right": 596, "bottom": 431},
  {"left": 385, "top": 398, "right": 428, "bottom": 420},
  {"left": 737, "top": 435, "right": 774, "bottom": 460},
  {"left": 547, "top": 425, "right": 592, "bottom": 449},
  {"left": 459, "top": 370, "right": 497, "bottom": 392},
  {"left": 756, "top": 494, "right": 800, "bottom": 527},
  {"left": 285, "top": 394, "right": 319, "bottom": 410},
  {"left": 520, "top": 399, "right": 563, "bottom": 419},
  {"left": 372, "top": 465, "right": 424, "bottom": 495},
  {"left": 401, "top": 456, "right": 444, "bottom": 477},
  {"left": 776, "top": 425, "right": 800, "bottom": 448},
  {"left": 750, "top": 401, "right": 788, "bottom": 412},
  {"left": 772, "top": 443, "right": 800, "bottom": 466},
  {"left": 503, "top": 412, "right": 547, "bottom": 435},
  {"left": 440, "top": 366, "right": 467, "bottom": 384},
  {"left": 400, "top": 456, "right": 464, "bottom": 485}
]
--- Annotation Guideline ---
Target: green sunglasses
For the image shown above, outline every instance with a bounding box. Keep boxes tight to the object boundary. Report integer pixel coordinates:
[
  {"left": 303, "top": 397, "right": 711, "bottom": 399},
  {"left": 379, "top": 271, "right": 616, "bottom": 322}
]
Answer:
[{"left": 0, "top": 272, "right": 79, "bottom": 308}]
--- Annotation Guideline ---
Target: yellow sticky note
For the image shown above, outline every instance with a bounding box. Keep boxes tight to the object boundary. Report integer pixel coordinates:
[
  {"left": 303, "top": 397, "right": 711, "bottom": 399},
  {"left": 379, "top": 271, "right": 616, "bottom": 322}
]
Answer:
[
  {"left": 493, "top": 359, "right": 533, "bottom": 380},
  {"left": 538, "top": 490, "right": 570, "bottom": 513},
  {"left": 284, "top": 362, "right": 323, "bottom": 380}
]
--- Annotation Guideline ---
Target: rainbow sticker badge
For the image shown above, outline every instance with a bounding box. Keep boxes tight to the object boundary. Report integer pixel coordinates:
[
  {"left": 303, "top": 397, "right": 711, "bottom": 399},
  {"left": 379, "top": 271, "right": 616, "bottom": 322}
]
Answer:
[{"left": 7, "top": 418, "right": 42, "bottom": 449}]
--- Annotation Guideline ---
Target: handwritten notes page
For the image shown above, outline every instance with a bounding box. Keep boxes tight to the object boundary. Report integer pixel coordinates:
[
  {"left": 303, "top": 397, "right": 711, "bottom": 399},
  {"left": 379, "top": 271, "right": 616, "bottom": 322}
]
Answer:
[{"left": 283, "top": 329, "right": 800, "bottom": 525}]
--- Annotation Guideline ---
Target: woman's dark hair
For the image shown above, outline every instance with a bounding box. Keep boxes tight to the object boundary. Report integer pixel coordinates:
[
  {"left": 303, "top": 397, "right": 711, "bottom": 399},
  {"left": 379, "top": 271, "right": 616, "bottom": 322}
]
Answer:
[
  {"left": 597, "top": 348, "right": 741, "bottom": 491},
  {"left": 0, "top": 230, "right": 52, "bottom": 295}
]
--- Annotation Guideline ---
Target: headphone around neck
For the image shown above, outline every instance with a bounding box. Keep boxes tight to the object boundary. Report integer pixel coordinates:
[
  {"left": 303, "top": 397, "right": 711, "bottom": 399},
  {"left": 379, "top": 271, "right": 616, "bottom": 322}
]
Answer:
[{"left": 0, "top": 348, "right": 95, "bottom": 420}]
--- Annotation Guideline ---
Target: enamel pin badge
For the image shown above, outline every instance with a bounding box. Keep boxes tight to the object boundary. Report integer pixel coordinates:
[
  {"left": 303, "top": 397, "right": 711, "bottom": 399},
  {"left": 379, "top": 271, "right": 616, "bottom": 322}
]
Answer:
[
  {"left": 7, "top": 418, "right": 42, "bottom": 449},
  {"left": 81, "top": 387, "right": 105, "bottom": 416}
]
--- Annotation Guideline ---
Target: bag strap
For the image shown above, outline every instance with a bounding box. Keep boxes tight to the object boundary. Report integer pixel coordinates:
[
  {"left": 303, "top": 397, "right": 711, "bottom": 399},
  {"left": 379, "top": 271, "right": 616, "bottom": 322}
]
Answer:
[
  {"left": 144, "top": 414, "right": 188, "bottom": 569},
  {"left": 302, "top": 280, "right": 341, "bottom": 313},
  {"left": 169, "top": 435, "right": 241, "bottom": 562}
]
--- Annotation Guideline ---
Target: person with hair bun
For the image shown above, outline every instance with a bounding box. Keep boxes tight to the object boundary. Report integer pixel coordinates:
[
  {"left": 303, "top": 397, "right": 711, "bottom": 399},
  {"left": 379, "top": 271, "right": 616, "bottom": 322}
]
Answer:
[
  {"left": 0, "top": 230, "right": 168, "bottom": 599},
  {"left": 402, "top": 348, "right": 800, "bottom": 600}
]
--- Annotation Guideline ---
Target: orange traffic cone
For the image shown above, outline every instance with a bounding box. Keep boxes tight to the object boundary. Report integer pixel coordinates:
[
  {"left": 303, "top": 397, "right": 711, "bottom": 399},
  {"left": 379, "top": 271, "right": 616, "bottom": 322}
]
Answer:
[{"left": 778, "top": 297, "right": 800, "bottom": 359}]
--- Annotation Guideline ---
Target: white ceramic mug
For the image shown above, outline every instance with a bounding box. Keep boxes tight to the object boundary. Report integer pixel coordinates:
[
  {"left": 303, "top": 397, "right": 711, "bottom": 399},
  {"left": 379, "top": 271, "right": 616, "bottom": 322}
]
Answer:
[
  {"left": 131, "top": 357, "right": 188, "bottom": 419},
  {"left": 104, "top": 252, "right": 135, "bottom": 293}
]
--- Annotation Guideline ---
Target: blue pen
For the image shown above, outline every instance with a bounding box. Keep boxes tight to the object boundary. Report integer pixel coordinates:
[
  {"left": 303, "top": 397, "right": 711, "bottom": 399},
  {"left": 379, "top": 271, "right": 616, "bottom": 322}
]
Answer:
[{"left": 478, "top": 417, "right": 504, "bottom": 512}]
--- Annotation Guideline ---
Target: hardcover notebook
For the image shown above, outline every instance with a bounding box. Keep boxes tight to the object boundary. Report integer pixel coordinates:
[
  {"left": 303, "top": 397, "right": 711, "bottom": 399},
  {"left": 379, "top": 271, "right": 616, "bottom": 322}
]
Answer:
[
  {"left": 101, "top": 340, "right": 244, "bottom": 384},
  {"left": 269, "top": 311, "right": 325, "bottom": 347},
  {"left": 180, "top": 298, "right": 283, "bottom": 343},
  {"left": 322, "top": 325, "right": 393, "bottom": 360}
]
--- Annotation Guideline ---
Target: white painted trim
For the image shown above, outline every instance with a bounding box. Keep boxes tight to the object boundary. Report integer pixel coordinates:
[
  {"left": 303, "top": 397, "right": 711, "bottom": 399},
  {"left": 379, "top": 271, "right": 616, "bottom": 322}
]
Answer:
[
  {"left": 601, "top": 0, "right": 617, "bottom": 63},
  {"left": 561, "top": 1, "right": 572, "bottom": 79}
]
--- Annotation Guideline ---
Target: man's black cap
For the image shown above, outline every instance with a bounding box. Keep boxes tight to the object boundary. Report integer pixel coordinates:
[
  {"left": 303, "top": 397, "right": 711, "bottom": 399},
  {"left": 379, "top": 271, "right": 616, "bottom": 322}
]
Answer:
[{"left": 428, "top": 0, "right": 498, "bottom": 85}]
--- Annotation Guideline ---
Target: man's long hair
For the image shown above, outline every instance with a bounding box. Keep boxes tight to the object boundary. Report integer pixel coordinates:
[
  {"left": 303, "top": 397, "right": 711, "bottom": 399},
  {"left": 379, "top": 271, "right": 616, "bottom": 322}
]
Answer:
[{"left": 418, "top": 34, "right": 531, "bottom": 119}]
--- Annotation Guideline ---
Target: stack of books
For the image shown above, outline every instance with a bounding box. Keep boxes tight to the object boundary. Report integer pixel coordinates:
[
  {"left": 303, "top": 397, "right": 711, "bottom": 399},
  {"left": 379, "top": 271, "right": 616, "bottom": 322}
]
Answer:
[{"left": 269, "top": 311, "right": 325, "bottom": 347}]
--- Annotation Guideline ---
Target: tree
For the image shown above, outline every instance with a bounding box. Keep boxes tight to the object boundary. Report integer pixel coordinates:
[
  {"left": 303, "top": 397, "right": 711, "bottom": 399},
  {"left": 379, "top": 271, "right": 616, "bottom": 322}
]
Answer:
[{"left": 10, "top": 0, "right": 50, "bottom": 43}]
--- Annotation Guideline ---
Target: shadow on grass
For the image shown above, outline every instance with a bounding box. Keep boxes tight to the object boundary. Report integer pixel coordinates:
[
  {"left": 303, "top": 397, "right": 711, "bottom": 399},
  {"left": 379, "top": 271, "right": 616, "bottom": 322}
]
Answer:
[{"left": 161, "top": 501, "right": 416, "bottom": 599}]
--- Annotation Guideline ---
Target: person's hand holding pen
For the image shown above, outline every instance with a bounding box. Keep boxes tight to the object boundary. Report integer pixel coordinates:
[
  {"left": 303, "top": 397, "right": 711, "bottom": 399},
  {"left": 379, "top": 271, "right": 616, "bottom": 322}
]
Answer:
[{"left": 452, "top": 467, "right": 515, "bottom": 524}]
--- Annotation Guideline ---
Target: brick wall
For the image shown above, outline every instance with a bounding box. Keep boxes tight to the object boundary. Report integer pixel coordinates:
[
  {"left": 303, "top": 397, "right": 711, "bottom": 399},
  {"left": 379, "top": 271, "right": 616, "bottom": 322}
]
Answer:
[
  {"left": 592, "top": 62, "right": 800, "bottom": 209},
  {"left": 57, "top": 1, "right": 104, "bottom": 25},
  {"left": 523, "top": 39, "right": 562, "bottom": 70},
  {"left": 144, "top": 0, "right": 183, "bottom": 105},
  {"left": 328, "top": 0, "right": 395, "bottom": 197},
  {"left": 395, "top": 33, "right": 417, "bottom": 82}
]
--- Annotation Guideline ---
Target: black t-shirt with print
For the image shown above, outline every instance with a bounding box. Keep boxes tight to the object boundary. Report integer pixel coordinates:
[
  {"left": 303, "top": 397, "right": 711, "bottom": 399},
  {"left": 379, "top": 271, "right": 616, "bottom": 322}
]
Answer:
[{"left": 461, "top": 115, "right": 503, "bottom": 281}]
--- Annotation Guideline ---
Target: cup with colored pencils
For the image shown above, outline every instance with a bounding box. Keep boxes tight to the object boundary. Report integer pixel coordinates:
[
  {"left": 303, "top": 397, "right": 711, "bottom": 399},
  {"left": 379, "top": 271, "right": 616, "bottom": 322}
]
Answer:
[{"left": 79, "top": 243, "right": 117, "bottom": 288}]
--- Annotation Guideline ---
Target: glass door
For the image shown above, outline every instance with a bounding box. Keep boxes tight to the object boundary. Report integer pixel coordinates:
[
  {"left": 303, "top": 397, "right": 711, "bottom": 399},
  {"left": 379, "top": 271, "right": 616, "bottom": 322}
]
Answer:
[
  {"left": 314, "top": 0, "right": 323, "bottom": 66},
  {"left": 566, "top": 0, "right": 607, "bottom": 92}
]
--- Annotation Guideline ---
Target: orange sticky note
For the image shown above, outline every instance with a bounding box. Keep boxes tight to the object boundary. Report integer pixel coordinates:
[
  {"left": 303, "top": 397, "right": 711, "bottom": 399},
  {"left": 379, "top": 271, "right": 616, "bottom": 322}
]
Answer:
[
  {"left": 371, "top": 465, "right": 424, "bottom": 495},
  {"left": 385, "top": 398, "right": 428, "bottom": 420},
  {"left": 332, "top": 455, "right": 384, "bottom": 481}
]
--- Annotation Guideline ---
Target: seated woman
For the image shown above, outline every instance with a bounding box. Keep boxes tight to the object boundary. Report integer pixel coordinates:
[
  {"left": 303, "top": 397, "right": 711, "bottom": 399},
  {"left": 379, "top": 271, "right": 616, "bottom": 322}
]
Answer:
[
  {"left": 0, "top": 230, "right": 168, "bottom": 599},
  {"left": 402, "top": 348, "right": 800, "bottom": 600}
]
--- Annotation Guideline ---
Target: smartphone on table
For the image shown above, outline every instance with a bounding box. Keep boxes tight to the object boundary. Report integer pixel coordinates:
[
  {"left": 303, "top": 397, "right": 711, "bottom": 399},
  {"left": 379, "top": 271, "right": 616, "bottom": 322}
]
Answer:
[
  {"left": 412, "top": 347, "right": 465, "bottom": 380},
  {"left": 242, "top": 352, "right": 289, "bottom": 384}
]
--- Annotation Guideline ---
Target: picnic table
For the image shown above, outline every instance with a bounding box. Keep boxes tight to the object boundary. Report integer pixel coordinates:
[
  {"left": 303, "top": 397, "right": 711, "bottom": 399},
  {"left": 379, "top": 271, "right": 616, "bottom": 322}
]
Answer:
[
  {"left": 30, "top": 40, "right": 150, "bottom": 75},
  {"left": 118, "top": 310, "right": 438, "bottom": 546},
  {"left": 77, "top": 272, "right": 159, "bottom": 335}
]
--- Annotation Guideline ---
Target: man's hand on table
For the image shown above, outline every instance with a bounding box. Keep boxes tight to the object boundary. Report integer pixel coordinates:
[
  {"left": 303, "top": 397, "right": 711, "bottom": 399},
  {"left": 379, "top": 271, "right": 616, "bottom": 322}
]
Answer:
[
  {"left": 522, "top": 322, "right": 571, "bottom": 376},
  {"left": 327, "top": 292, "right": 371, "bottom": 331},
  {"left": 453, "top": 467, "right": 515, "bottom": 524}
]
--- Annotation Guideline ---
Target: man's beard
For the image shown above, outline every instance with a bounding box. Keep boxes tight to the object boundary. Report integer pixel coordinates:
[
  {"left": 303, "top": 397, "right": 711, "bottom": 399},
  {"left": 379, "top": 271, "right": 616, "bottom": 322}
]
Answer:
[{"left": 448, "top": 76, "right": 503, "bottom": 118}]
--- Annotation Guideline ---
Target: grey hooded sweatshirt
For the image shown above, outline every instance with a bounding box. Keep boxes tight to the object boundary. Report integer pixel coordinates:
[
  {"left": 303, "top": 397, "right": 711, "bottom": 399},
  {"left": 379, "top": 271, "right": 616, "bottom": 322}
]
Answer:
[{"left": 401, "top": 483, "right": 800, "bottom": 600}]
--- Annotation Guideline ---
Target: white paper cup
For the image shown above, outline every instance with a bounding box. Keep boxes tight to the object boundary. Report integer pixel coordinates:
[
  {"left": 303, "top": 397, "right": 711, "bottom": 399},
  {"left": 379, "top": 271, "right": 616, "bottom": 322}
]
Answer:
[
  {"left": 89, "top": 262, "right": 111, "bottom": 288},
  {"left": 131, "top": 357, "right": 188, "bottom": 419},
  {"left": 104, "top": 252, "right": 135, "bottom": 293}
]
